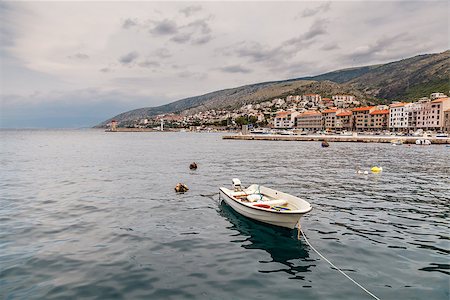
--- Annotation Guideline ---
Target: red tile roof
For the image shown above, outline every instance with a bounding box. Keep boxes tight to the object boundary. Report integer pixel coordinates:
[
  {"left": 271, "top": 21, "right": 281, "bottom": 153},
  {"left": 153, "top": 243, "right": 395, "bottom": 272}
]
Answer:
[
  {"left": 322, "top": 109, "right": 338, "bottom": 113},
  {"left": 390, "top": 102, "right": 407, "bottom": 108},
  {"left": 431, "top": 97, "right": 449, "bottom": 103},
  {"left": 352, "top": 106, "right": 374, "bottom": 112},
  {"left": 370, "top": 109, "right": 389, "bottom": 115},
  {"left": 275, "top": 111, "right": 289, "bottom": 117},
  {"left": 298, "top": 111, "right": 322, "bottom": 117},
  {"left": 336, "top": 111, "right": 352, "bottom": 117}
]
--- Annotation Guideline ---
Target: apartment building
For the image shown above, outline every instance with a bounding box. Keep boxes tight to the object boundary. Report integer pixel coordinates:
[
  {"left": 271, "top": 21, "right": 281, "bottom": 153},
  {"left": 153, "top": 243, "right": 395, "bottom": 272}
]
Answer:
[
  {"left": 322, "top": 109, "right": 338, "bottom": 130},
  {"left": 369, "top": 109, "right": 389, "bottom": 130},
  {"left": 273, "top": 111, "right": 299, "bottom": 128},
  {"left": 389, "top": 102, "right": 408, "bottom": 131},
  {"left": 295, "top": 111, "right": 323, "bottom": 132},
  {"left": 352, "top": 106, "right": 374, "bottom": 131},
  {"left": 335, "top": 111, "right": 352, "bottom": 131}
]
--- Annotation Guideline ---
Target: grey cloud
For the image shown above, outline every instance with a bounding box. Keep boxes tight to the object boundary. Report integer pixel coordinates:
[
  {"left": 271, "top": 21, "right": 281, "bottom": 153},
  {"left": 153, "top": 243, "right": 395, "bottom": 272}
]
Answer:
[
  {"left": 150, "top": 17, "right": 213, "bottom": 45},
  {"left": 188, "top": 19, "right": 211, "bottom": 35},
  {"left": 192, "top": 34, "right": 212, "bottom": 45},
  {"left": 154, "top": 48, "right": 171, "bottom": 59},
  {"left": 123, "top": 18, "right": 138, "bottom": 29},
  {"left": 69, "top": 53, "right": 89, "bottom": 59},
  {"left": 178, "top": 71, "right": 207, "bottom": 80},
  {"left": 180, "top": 5, "right": 202, "bottom": 17},
  {"left": 301, "top": 2, "right": 331, "bottom": 18},
  {"left": 284, "top": 19, "right": 328, "bottom": 47},
  {"left": 100, "top": 67, "right": 112, "bottom": 73},
  {"left": 321, "top": 42, "right": 339, "bottom": 51},
  {"left": 119, "top": 51, "right": 139, "bottom": 64},
  {"left": 220, "top": 65, "right": 252, "bottom": 74},
  {"left": 347, "top": 33, "right": 413, "bottom": 63},
  {"left": 233, "top": 41, "right": 282, "bottom": 62},
  {"left": 150, "top": 19, "right": 178, "bottom": 35},
  {"left": 170, "top": 18, "right": 213, "bottom": 45},
  {"left": 171, "top": 32, "right": 192, "bottom": 44},
  {"left": 138, "top": 60, "right": 160, "bottom": 68}
]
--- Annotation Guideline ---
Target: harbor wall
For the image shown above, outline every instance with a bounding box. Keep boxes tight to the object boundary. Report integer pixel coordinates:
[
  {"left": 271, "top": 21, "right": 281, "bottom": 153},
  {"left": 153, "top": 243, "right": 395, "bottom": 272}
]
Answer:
[{"left": 222, "top": 134, "right": 450, "bottom": 144}]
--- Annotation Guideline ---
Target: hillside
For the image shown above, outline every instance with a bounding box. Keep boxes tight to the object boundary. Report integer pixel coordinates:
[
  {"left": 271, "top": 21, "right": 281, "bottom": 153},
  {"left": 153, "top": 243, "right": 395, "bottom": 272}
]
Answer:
[{"left": 97, "top": 50, "right": 449, "bottom": 126}]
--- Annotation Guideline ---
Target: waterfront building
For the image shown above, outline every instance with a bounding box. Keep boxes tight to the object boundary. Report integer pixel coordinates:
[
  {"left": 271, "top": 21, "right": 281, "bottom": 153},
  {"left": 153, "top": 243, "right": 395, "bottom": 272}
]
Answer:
[
  {"left": 322, "top": 108, "right": 338, "bottom": 130},
  {"left": 369, "top": 109, "right": 389, "bottom": 130},
  {"left": 427, "top": 97, "right": 450, "bottom": 130},
  {"left": 352, "top": 106, "right": 374, "bottom": 131},
  {"left": 444, "top": 109, "right": 450, "bottom": 133},
  {"left": 389, "top": 102, "right": 408, "bottom": 131},
  {"left": 295, "top": 111, "right": 323, "bottom": 132},
  {"left": 273, "top": 111, "right": 299, "bottom": 128},
  {"left": 335, "top": 111, "right": 352, "bottom": 131}
]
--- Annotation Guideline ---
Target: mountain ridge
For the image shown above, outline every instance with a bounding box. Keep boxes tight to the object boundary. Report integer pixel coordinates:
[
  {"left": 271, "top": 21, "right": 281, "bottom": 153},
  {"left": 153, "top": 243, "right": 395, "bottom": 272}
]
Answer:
[{"left": 97, "top": 50, "right": 449, "bottom": 127}]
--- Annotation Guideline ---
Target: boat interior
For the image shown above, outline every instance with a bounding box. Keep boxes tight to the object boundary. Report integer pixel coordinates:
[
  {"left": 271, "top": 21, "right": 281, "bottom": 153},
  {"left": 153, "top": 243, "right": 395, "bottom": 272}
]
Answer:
[{"left": 228, "top": 186, "right": 298, "bottom": 211}]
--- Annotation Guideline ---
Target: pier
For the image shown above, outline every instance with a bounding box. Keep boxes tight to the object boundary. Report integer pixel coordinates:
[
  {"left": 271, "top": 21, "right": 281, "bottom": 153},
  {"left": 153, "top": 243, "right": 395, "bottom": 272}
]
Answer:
[{"left": 223, "top": 134, "right": 450, "bottom": 144}]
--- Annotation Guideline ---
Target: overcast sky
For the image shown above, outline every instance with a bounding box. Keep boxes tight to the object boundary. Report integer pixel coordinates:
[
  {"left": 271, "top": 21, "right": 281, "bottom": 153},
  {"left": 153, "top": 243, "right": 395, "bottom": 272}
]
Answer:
[{"left": 0, "top": 1, "right": 448, "bottom": 128}]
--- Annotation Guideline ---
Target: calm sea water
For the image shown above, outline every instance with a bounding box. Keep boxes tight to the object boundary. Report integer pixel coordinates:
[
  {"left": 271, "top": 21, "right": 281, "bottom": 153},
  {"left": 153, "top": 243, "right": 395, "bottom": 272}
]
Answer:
[{"left": 1, "top": 130, "right": 449, "bottom": 299}]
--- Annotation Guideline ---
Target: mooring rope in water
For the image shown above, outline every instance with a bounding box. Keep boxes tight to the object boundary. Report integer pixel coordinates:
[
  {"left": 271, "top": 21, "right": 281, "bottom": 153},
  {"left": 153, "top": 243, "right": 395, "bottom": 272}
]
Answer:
[{"left": 300, "top": 228, "right": 381, "bottom": 300}]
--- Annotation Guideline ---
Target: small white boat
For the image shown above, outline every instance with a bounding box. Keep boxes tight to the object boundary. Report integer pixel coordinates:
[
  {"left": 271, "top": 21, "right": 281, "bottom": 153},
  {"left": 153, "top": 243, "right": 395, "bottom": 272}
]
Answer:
[
  {"left": 391, "top": 139, "right": 403, "bottom": 146},
  {"left": 219, "top": 179, "right": 312, "bottom": 229},
  {"left": 415, "top": 139, "right": 431, "bottom": 145}
]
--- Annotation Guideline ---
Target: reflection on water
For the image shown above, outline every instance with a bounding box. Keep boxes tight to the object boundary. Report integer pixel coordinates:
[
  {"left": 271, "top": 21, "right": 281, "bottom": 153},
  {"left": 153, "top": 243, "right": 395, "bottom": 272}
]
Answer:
[{"left": 219, "top": 202, "right": 314, "bottom": 280}]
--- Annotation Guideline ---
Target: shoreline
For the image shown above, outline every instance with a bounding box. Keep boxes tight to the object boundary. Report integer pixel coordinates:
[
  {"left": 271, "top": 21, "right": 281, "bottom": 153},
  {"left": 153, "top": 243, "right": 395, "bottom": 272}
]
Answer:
[{"left": 222, "top": 134, "right": 450, "bottom": 144}]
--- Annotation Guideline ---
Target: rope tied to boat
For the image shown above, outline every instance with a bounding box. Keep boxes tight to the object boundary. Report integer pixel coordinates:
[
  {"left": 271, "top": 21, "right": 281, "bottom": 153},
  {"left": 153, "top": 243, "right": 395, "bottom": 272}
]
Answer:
[{"left": 299, "top": 227, "right": 381, "bottom": 300}]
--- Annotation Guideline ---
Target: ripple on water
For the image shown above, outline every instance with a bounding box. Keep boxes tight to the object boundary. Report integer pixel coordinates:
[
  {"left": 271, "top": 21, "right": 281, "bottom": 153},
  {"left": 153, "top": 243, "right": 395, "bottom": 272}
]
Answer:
[{"left": 0, "top": 131, "right": 449, "bottom": 300}]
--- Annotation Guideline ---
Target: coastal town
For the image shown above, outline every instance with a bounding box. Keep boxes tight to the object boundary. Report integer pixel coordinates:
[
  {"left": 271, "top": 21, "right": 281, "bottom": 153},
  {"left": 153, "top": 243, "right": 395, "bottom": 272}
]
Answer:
[{"left": 109, "top": 92, "right": 450, "bottom": 134}]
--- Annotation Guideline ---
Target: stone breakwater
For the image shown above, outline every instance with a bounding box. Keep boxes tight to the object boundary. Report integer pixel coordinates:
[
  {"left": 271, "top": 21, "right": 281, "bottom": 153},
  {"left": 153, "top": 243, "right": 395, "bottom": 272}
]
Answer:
[{"left": 223, "top": 134, "right": 450, "bottom": 144}]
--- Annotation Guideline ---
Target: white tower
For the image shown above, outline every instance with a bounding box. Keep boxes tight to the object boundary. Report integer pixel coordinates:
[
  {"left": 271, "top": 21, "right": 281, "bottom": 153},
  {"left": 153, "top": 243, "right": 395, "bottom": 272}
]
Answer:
[{"left": 160, "top": 119, "right": 164, "bottom": 131}]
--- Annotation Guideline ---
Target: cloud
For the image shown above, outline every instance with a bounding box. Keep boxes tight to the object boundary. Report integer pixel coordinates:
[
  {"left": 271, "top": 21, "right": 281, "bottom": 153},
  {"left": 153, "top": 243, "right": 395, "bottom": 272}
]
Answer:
[
  {"left": 150, "top": 19, "right": 178, "bottom": 35},
  {"left": 0, "top": 88, "right": 161, "bottom": 128},
  {"left": 231, "top": 41, "right": 281, "bottom": 62},
  {"left": 68, "top": 53, "right": 89, "bottom": 59},
  {"left": 118, "top": 51, "right": 139, "bottom": 64},
  {"left": 220, "top": 65, "right": 252, "bottom": 74},
  {"left": 346, "top": 33, "right": 414, "bottom": 63},
  {"left": 171, "top": 32, "right": 192, "bottom": 44},
  {"left": 122, "top": 18, "right": 138, "bottom": 29},
  {"left": 192, "top": 34, "right": 212, "bottom": 45},
  {"left": 177, "top": 71, "right": 207, "bottom": 80},
  {"left": 180, "top": 5, "right": 202, "bottom": 17},
  {"left": 99, "top": 67, "right": 112, "bottom": 73},
  {"left": 138, "top": 60, "right": 160, "bottom": 68},
  {"left": 154, "top": 48, "right": 171, "bottom": 58},
  {"left": 321, "top": 42, "right": 339, "bottom": 51},
  {"left": 301, "top": 2, "right": 331, "bottom": 18},
  {"left": 169, "top": 18, "right": 213, "bottom": 45},
  {"left": 284, "top": 18, "right": 328, "bottom": 47}
]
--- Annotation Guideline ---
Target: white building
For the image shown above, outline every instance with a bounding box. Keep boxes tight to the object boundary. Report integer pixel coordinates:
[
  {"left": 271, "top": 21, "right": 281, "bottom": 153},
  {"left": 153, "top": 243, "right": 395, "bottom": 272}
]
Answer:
[
  {"left": 389, "top": 102, "right": 408, "bottom": 131},
  {"left": 272, "top": 98, "right": 285, "bottom": 106},
  {"left": 286, "top": 95, "right": 301, "bottom": 102},
  {"left": 302, "top": 94, "right": 322, "bottom": 105},
  {"left": 332, "top": 95, "right": 356, "bottom": 107},
  {"left": 430, "top": 92, "right": 448, "bottom": 100},
  {"left": 273, "top": 111, "right": 299, "bottom": 128}
]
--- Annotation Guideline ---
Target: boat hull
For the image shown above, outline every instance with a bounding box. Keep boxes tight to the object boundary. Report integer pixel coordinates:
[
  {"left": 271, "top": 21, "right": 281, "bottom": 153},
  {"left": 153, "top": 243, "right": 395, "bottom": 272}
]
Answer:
[{"left": 219, "top": 188, "right": 307, "bottom": 229}]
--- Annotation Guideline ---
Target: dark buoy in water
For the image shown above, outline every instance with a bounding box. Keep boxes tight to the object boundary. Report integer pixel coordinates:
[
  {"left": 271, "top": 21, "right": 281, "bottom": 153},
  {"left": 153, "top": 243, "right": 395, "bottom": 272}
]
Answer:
[
  {"left": 175, "top": 183, "right": 189, "bottom": 193},
  {"left": 189, "top": 162, "right": 198, "bottom": 170},
  {"left": 321, "top": 140, "right": 329, "bottom": 147}
]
